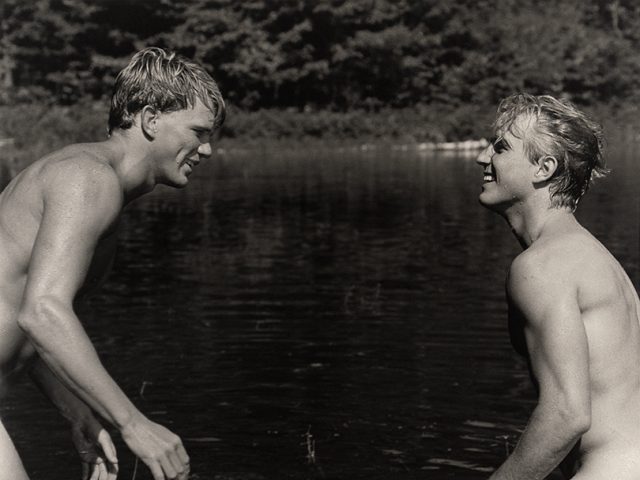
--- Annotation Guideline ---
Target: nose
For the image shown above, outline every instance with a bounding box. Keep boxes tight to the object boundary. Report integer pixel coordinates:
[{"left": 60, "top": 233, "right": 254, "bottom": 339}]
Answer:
[
  {"left": 476, "top": 144, "right": 493, "bottom": 167},
  {"left": 198, "top": 141, "right": 212, "bottom": 158}
]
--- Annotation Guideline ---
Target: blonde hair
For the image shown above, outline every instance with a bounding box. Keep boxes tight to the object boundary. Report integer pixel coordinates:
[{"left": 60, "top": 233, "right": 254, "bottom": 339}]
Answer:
[
  {"left": 108, "top": 47, "right": 225, "bottom": 134},
  {"left": 494, "top": 93, "right": 608, "bottom": 210}
]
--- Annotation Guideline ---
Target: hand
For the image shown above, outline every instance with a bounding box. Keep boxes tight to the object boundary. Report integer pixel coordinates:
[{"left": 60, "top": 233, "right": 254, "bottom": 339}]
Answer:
[
  {"left": 71, "top": 414, "right": 119, "bottom": 480},
  {"left": 121, "top": 414, "right": 190, "bottom": 480}
]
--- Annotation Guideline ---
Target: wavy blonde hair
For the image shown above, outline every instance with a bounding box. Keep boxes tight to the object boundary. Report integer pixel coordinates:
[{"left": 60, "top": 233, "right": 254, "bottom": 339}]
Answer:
[
  {"left": 108, "top": 47, "right": 225, "bottom": 134},
  {"left": 494, "top": 93, "right": 608, "bottom": 210}
]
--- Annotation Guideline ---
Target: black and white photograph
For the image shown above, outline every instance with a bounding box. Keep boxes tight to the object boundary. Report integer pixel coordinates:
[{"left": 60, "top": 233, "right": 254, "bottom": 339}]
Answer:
[{"left": 1, "top": 1, "right": 639, "bottom": 479}]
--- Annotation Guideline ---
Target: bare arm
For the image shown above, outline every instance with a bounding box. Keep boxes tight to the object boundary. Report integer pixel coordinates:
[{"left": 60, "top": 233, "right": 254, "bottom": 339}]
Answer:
[
  {"left": 17, "top": 162, "right": 136, "bottom": 427},
  {"left": 489, "top": 253, "right": 591, "bottom": 480},
  {"left": 30, "top": 357, "right": 119, "bottom": 479},
  {"left": 30, "top": 355, "right": 104, "bottom": 425},
  {"left": 17, "top": 160, "right": 188, "bottom": 480}
]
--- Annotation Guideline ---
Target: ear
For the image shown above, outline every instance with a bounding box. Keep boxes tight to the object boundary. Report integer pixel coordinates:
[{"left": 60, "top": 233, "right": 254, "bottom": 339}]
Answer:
[
  {"left": 533, "top": 155, "right": 559, "bottom": 183},
  {"left": 140, "top": 105, "right": 160, "bottom": 139}
]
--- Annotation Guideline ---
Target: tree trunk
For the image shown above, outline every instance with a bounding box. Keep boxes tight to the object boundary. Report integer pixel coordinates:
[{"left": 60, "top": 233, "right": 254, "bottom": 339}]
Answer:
[
  {"left": 609, "top": 0, "right": 621, "bottom": 36},
  {"left": 1, "top": 51, "right": 14, "bottom": 89}
]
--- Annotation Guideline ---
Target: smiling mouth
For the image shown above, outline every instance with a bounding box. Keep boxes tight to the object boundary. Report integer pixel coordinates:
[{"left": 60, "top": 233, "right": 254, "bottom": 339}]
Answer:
[
  {"left": 184, "top": 159, "right": 198, "bottom": 169},
  {"left": 483, "top": 174, "right": 495, "bottom": 183}
]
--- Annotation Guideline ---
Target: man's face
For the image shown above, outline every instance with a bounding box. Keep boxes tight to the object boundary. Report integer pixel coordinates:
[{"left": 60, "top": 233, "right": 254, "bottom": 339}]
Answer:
[
  {"left": 476, "top": 115, "right": 537, "bottom": 213},
  {"left": 153, "top": 99, "right": 216, "bottom": 188}
]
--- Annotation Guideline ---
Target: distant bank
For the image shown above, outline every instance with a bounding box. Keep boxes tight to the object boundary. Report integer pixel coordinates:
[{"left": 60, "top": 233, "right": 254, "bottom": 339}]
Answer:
[{"left": 0, "top": 101, "right": 637, "bottom": 169}]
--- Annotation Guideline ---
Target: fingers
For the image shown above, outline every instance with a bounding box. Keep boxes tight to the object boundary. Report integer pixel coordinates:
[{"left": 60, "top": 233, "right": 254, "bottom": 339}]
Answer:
[
  {"left": 167, "top": 446, "right": 190, "bottom": 477},
  {"left": 84, "top": 455, "right": 119, "bottom": 480},
  {"left": 159, "top": 456, "right": 179, "bottom": 479},
  {"left": 168, "top": 441, "right": 190, "bottom": 479},
  {"left": 107, "top": 459, "right": 119, "bottom": 480},
  {"left": 88, "top": 460, "right": 102, "bottom": 480},
  {"left": 97, "top": 429, "right": 118, "bottom": 465},
  {"left": 95, "top": 428, "right": 118, "bottom": 479},
  {"left": 98, "top": 461, "right": 108, "bottom": 480},
  {"left": 176, "top": 443, "right": 189, "bottom": 465},
  {"left": 147, "top": 460, "right": 164, "bottom": 480},
  {"left": 147, "top": 451, "right": 189, "bottom": 480},
  {"left": 122, "top": 420, "right": 190, "bottom": 480},
  {"left": 178, "top": 462, "right": 190, "bottom": 480}
]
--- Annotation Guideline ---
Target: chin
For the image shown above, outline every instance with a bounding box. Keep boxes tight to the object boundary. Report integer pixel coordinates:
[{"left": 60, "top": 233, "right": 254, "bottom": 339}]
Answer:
[
  {"left": 160, "top": 177, "right": 189, "bottom": 189},
  {"left": 478, "top": 193, "right": 506, "bottom": 213},
  {"left": 478, "top": 192, "right": 493, "bottom": 208}
]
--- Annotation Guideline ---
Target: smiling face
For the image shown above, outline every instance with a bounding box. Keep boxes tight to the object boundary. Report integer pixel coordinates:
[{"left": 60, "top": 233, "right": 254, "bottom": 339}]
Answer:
[
  {"left": 476, "top": 114, "right": 538, "bottom": 214},
  {"left": 152, "top": 99, "right": 216, "bottom": 188}
]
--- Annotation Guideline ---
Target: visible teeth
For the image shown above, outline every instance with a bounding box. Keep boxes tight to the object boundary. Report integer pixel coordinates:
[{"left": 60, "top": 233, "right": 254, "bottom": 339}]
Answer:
[{"left": 483, "top": 175, "right": 494, "bottom": 181}]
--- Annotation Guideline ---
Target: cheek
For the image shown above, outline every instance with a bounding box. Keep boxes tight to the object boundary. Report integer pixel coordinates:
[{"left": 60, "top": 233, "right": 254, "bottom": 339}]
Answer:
[
  {"left": 493, "top": 158, "right": 513, "bottom": 178},
  {"left": 172, "top": 135, "right": 198, "bottom": 154},
  {"left": 184, "top": 136, "right": 201, "bottom": 151}
]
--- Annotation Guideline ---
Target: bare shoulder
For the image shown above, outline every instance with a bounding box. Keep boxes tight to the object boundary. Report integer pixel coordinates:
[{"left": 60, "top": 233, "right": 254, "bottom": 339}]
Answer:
[
  {"left": 36, "top": 144, "right": 124, "bottom": 232},
  {"left": 509, "top": 231, "right": 600, "bottom": 284},
  {"left": 507, "top": 233, "right": 590, "bottom": 314},
  {"left": 40, "top": 144, "right": 123, "bottom": 209},
  {"left": 508, "top": 230, "right": 619, "bottom": 318},
  {"left": 508, "top": 240, "right": 572, "bottom": 291}
]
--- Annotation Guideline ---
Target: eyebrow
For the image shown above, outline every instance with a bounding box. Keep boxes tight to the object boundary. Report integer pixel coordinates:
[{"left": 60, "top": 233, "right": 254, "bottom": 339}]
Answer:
[
  {"left": 191, "top": 114, "right": 216, "bottom": 130},
  {"left": 492, "top": 136, "right": 511, "bottom": 149},
  {"left": 192, "top": 125, "right": 214, "bottom": 135}
]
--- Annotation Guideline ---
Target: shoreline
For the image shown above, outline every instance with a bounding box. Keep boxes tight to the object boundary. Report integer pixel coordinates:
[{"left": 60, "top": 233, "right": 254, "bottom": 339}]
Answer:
[
  {"left": 212, "top": 138, "right": 490, "bottom": 157},
  {"left": 1, "top": 101, "right": 638, "bottom": 169}
]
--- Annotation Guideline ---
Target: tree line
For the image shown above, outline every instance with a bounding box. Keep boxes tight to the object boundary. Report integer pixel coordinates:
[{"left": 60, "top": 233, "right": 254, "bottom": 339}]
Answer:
[{"left": 1, "top": 0, "right": 639, "bottom": 112}]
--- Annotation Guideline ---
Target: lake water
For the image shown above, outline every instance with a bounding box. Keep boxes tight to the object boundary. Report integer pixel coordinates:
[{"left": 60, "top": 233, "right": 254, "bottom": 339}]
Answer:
[{"left": 2, "top": 143, "right": 638, "bottom": 479}]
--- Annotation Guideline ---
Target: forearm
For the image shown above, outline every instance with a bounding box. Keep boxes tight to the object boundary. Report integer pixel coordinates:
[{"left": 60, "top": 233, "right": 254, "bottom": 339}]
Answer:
[
  {"left": 19, "top": 297, "right": 140, "bottom": 430},
  {"left": 490, "top": 403, "right": 586, "bottom": 480},
  {"left": 29, "top": 356, "right": 93, "bottom": 423}
]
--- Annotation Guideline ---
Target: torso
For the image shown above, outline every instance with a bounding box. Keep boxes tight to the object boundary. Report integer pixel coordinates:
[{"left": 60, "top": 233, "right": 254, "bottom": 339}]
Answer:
[
  {"left": 0, "top": 144, "right": 121, "bottom": 391},
  {"left": 508, "top": 228, "right": 640, "bottom": 478}
]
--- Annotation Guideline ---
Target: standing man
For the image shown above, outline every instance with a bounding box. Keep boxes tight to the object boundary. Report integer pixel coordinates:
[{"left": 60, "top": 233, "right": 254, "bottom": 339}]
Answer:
[
  {"left": 0, "top": 47, "right": 225, "bottom": 480},
  {"left": 477, "top": 93, "right": 640, "bottom": 479}
]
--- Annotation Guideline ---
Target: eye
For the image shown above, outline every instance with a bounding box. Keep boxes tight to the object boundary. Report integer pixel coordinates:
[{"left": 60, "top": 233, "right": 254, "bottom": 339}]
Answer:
[
  {"left": 493, "top": 139, "right": 507, "bottom": 153},
  {"left": 193, "top": 128, "right": 211, "bottom": 143}
]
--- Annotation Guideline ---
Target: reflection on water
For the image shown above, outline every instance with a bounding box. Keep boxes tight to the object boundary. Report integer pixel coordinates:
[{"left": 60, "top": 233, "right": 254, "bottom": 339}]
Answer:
[{"left": 1, "top": 145, "right": 638, "bottom": 479}]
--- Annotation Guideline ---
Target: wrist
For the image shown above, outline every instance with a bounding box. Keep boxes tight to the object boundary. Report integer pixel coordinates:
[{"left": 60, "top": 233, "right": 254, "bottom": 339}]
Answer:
[
  {"left": 118, "top": 410, "right": 144, "bottom": 434},
  {"left": 60, "top": 403, "right": 93, "bottom": 425}
]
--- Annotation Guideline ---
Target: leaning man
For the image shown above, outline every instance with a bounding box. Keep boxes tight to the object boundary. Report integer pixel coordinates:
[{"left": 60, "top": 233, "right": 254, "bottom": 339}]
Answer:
[
  {"left": 0, "top": 47, "right": 225, "bottom": 480},
  {"left": 477, "top": 93, "right": 640, "bottom": 479}
]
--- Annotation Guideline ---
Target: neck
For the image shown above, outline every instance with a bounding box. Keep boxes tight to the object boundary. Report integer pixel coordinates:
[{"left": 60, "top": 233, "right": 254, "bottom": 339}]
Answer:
[
  {"left": 103, "top": 133, "right": 158, "bottom": 204},
  {"left": 502, "top": 198, "right": 576, "bottom": 249}
]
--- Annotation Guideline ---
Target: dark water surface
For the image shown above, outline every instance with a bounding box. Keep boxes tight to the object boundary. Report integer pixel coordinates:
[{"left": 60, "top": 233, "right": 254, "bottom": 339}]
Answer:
[{"left": 3, "top": 145, "right": 639, "bottom": 479}]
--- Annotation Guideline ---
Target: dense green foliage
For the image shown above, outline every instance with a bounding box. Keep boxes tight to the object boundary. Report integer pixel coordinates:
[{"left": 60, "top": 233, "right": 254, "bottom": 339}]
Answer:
[{"left": 1, "top": 0, "right": 639, "bottom": 144}]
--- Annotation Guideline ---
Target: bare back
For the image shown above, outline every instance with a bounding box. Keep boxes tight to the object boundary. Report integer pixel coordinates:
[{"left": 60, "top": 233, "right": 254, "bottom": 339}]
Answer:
[
  {"left": 508, "top": 226, "right": 640, "bottom": 478},
  {"left": 573, "top": 233, "right": 640, "bottom": 475}
]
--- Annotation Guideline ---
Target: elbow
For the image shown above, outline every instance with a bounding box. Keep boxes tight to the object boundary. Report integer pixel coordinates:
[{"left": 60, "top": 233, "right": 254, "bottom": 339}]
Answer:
[
  {"left": 575, "top": 410, "right": 591, "bottom": 436},
  {"left": 558, "top": 399, "right": 591, "bottom": 439},
  {"left": 568, "top": 411, "right": 591, "bottom": 438},
  {"left": 17, "top": 295, "right": 69, "bottom": 335}
]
